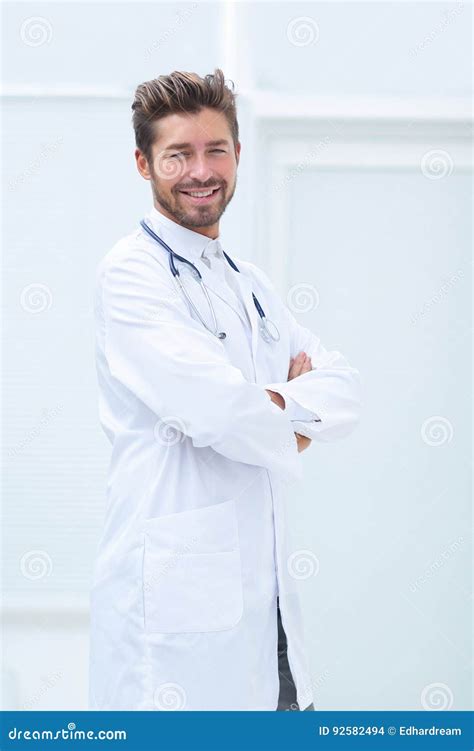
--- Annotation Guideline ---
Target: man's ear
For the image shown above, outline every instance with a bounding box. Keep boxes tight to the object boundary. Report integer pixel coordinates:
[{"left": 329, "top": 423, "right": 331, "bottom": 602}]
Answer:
[
  {"left": 135, "top": 149, "right": 151, "bottom": 181},
  {"left": 235, "top": 141, "right": 241, "bottom": 166}
]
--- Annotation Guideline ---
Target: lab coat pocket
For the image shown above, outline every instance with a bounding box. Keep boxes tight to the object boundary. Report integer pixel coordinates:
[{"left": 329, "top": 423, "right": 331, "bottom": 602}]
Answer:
[{"left": 143, "top": 499, "right": 243, "bottom": 633}]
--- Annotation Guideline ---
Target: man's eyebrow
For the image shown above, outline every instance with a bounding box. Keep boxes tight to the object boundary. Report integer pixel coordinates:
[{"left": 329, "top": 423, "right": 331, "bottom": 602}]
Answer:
[{"left": 163, "top": 139, "right": 230, "bottom": 151}]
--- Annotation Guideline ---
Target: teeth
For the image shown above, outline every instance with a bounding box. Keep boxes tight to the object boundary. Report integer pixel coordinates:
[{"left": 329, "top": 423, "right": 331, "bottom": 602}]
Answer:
[{"left": 184, "top": 188, "right": 217, "bottom": 197}]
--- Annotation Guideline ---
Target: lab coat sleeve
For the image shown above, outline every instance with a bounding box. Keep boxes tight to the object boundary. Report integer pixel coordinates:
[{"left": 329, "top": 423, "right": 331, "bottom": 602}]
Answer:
[
  {"left": 265, "top": 303, "right": 362, "bottom": 441},
  {"left": 99, "top": 247, "right": 302, "bottom": 482},
  {"left": 283, "top": 395, "right": 321, "bottom": 423}
]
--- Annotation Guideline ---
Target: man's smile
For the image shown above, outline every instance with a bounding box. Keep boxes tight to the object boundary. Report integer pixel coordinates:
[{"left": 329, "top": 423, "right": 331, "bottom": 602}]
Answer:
[{"left": 178, "top": 186, "right": 222, "bottom": 204}]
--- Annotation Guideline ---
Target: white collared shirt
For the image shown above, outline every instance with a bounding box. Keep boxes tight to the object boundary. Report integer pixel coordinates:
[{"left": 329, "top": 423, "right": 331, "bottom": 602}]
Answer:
[{"left": 200, "top": 238, "right": 253, "bottom": 336}]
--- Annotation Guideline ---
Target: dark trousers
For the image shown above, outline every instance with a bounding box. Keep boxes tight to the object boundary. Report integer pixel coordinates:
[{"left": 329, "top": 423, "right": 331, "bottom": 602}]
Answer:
[{"left": 277, "top": 598, "right": 314, "bottom": 711}]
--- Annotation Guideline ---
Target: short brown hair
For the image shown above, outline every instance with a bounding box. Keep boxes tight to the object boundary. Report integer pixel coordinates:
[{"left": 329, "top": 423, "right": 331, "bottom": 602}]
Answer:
[{"left": 131, "top": 68, "right": 239, "bottom": 163}]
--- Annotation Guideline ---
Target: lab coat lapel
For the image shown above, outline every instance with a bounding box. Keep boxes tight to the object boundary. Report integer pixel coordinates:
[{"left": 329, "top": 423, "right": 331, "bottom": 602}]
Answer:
[{"left": 227, "top": 268, "right": 260, "bottom": 367}]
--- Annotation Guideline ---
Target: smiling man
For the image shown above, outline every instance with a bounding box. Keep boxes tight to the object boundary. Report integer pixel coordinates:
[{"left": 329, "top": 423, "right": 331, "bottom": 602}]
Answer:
[
  {"left": 133, "top": 78, "right": 239, "bottom": 236},
  {"left": 90, "top": 69, "right": 361, "bottom": 711}
]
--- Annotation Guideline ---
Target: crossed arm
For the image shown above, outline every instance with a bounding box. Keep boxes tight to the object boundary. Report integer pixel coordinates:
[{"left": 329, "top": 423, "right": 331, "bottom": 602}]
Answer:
[{"left": 101, "top": 251, "right": 361, "bottom": 482}]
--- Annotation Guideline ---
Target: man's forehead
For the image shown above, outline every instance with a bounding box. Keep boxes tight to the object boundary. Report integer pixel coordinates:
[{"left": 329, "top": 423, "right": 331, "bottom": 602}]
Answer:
[{"left": 153, "top": 111, "right": 231, "bottom": 149}]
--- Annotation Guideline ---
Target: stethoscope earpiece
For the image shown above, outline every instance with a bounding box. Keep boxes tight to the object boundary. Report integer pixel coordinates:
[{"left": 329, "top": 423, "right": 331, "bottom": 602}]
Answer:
[{"left": 140, "top": 218, "right": 280, "bottom": 343}]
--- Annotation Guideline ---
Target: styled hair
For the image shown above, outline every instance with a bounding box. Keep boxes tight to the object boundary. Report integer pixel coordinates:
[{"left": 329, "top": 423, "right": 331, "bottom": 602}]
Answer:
[{"left": 131, "top": 68, "right": 239, "bottom": 163}]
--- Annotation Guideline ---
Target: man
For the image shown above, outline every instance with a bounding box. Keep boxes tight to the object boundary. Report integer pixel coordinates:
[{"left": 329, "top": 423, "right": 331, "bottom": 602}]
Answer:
[{"left": 90, "top": 69, "right": 361, "bottom": 711}]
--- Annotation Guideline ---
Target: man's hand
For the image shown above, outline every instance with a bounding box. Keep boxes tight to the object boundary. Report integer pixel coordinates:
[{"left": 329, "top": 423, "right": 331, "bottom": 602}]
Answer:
[
  {"left": 266, "top": 351, "right": 313, "bottom": 453},
  {"left": 295, "top": 433, "right": 311, "bottom": 452},
  {"left": 265, "top": 389, "right": 285, "bottom": 410},
  {"left": 289, "top": 351, "right": 313, "bottom": 451},
  {"left": 288, "top": 351, "right": 312, "bottom": 381}
]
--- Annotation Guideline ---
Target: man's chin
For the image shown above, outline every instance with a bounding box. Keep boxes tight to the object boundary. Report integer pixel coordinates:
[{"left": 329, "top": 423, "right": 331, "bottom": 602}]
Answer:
[{"left": 173, "top": 203, "right": 224, "bottom": 228}]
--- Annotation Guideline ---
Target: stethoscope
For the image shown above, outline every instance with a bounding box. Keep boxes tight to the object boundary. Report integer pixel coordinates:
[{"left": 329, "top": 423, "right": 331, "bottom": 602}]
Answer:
[{"left": 140, "top": 219, "right": 280, "bottom": 343}]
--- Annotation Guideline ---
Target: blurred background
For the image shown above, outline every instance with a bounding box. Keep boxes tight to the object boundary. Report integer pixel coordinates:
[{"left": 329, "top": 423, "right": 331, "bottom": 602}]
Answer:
[{"left": 2, "top": 1, "right": 472, "bottom": 711}]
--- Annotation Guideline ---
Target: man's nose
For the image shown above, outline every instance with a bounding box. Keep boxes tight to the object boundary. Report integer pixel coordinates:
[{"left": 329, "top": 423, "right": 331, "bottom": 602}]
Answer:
[{"left": 186, "top": 155, "right": 215, "bottom": 183}]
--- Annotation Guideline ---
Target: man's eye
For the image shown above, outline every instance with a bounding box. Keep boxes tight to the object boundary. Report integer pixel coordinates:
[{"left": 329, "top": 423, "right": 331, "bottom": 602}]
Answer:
[{"left": 166, "top": 150, "right": 225, "bottom": 159}]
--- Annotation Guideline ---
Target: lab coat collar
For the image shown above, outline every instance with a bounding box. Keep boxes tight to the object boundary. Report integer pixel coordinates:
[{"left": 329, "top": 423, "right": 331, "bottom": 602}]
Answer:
[{"left": 146, "top": 206, "right": 224, "bottom": 263}]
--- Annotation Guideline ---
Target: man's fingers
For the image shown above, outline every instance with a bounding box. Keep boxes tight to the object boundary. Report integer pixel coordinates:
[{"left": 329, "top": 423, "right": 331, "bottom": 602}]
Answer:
[
  {"left": 301, "top": 354, "right": 312, "bottom": 374},
  {"left": 288, "top": 351, "right": 312, "bottom": 380},
  {"left": 289, "top": 352, "right": 305, "bottom": 378}
]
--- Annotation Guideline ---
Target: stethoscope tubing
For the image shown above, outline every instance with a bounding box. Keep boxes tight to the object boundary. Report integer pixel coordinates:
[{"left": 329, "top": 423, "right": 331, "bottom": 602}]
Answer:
[{"left": 139, "top": 219, "right": 280, "bottom": 342}]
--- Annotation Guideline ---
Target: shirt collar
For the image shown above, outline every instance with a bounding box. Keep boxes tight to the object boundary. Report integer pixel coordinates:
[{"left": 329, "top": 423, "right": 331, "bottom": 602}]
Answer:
[{"left": 145, "top": 205, "right": 224, "bottom": 263}]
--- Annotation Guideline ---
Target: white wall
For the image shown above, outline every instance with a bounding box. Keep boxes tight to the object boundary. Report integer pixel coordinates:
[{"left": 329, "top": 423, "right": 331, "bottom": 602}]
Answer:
[{"left": 2, "top": 1, "right": 472, "bottom": 711}]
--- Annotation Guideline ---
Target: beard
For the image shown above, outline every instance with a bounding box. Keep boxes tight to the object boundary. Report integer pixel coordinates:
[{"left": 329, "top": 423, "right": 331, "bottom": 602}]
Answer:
[{"left": 150, "top": 173, "right": 237, "bottom": 228}]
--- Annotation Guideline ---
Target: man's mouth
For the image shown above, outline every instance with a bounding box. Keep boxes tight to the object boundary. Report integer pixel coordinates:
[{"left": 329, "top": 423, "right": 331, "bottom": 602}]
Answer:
[{"left": 178, "top": 186, "right": 222, "bottom": 204}]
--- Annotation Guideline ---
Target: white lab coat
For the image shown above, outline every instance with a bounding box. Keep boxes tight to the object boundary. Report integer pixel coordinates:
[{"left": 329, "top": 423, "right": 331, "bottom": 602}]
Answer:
[{"left": 89, "top": 207, "right": 362, "bottom": 711}]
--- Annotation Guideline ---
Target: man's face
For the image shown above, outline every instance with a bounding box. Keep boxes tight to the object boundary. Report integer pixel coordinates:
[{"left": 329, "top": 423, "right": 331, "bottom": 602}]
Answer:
[{"left": 136, "top": 107, "right": 240, "bottom": 234}]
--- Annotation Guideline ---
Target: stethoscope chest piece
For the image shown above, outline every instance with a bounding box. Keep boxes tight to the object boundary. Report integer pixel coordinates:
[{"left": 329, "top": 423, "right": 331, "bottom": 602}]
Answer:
[{"left": 260, "top": 317, "right": 280, "bottom": 343}]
